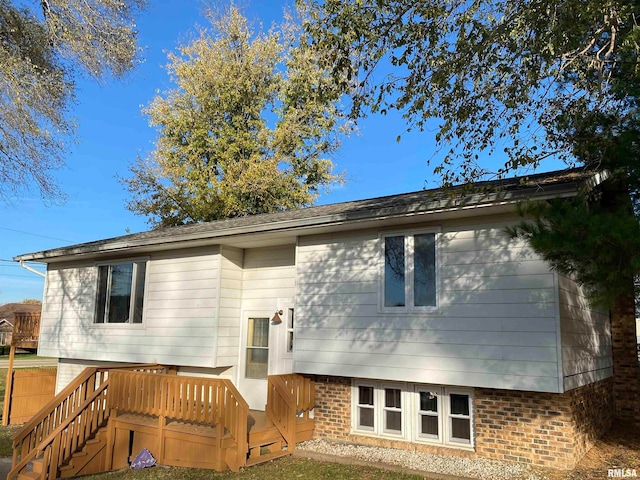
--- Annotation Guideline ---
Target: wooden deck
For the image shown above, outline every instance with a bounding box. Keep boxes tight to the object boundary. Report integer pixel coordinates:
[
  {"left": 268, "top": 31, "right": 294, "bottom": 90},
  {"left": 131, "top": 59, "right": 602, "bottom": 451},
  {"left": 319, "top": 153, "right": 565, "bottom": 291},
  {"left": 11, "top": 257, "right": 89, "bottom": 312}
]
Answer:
[
  {"left": 8, "top": 369, "right": 315, "bottom": 480},
  {"left": 11, "top": 312, "right": 40, "bottom": 349}
]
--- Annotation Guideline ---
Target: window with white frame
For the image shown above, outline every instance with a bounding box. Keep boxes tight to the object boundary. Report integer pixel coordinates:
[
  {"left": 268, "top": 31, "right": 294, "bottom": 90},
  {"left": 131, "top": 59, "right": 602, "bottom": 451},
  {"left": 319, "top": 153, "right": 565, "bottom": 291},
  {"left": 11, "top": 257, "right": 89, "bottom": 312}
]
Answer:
[
  {"left": 416, "top": 387, "right": 441, "bottom": 441},
  {"left": 381, "top": 231, "right": 437, "bottom": 310},
  {"left": 356, "top": 383, "right": 375, "bottom": 431},
  {"left": 95, "top": 261, "right": 147, "bottom": 324},
  {"left": 382, "top": 385, "right": 403, "bottom": 435},
  {"left": 447, "top": 390, "right": 472, "bottom": 445},
  {"left": 352, "top": 380, "right": 473, "bottom": 448},
  {"left": 286, "top": 308, "right": 295, "bottom": 353}
]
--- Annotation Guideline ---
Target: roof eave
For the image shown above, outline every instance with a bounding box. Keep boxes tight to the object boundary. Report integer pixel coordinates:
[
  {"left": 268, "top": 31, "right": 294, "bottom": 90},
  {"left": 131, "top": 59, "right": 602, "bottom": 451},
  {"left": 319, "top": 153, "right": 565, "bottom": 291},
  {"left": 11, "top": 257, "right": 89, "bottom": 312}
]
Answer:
[{"left": 14, "top": 180, "right": 581, "bottom": 263}]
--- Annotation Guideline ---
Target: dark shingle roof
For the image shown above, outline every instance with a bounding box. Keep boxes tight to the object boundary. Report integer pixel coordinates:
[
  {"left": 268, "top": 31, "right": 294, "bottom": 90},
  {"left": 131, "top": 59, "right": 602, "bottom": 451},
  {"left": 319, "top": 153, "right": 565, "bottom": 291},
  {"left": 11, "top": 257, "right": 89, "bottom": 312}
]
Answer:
[{"left": 16, "top": 168, "right": 596, "bottom": 261}]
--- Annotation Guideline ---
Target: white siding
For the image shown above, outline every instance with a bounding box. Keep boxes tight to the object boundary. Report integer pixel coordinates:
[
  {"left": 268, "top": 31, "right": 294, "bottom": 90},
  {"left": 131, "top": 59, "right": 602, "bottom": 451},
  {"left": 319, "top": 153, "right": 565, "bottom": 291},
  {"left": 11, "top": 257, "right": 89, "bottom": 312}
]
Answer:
[
  {"left": 40, "top": 247, "right": 220, "bottom": 368},
  {"left": 55, "top": 358, "right": 133, "bottom": 393},
  {"left": 241, "top": 245, "right": 296, "bottom": 377},
  {"left": 55, "top": 359, "right": 235, "bottom": 393},
  {"left": 241, "top": 245, "right": 296, "bottom": 312},
  {"left": 217, "top": 247, "right": 243, "bottom": 366},
  {"left": 558, "top": 274, "right": 612, "bottom": 390},
  {"left": 294, "top": 219, "right": 562, "bottom": 393}
]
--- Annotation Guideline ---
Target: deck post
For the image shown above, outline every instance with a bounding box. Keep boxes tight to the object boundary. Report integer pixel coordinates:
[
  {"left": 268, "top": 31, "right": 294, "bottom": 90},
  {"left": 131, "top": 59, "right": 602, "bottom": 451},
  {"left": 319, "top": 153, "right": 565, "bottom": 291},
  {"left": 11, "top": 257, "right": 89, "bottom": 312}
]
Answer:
[
  {"left": 104, "top": 410, "right": 117, "bottom": 470},
  {"left": 2, "top": 345, "right": 15, "bottom": 425},
  {"left": 157, "top": 415, "right": 166, "bottom": 465}
]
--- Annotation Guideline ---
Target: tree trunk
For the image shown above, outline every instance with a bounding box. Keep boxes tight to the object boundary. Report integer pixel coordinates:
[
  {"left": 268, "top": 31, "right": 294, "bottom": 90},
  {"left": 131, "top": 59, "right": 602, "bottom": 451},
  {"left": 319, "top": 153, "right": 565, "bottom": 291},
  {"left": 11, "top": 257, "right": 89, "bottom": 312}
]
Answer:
[{"left": 610, "top": 293, "right": 640, "bottom": 426}]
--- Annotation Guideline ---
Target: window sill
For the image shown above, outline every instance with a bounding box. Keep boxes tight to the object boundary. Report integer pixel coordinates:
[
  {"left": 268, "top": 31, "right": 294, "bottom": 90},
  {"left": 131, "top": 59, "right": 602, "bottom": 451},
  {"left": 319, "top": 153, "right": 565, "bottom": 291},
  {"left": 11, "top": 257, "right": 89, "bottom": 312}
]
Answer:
[
  {"left": 350, "top": 430, "right": 475, "bottom": 451},
  {"left": 414, "top": 436, "right": 475, "bottom": 451},
  {"left": 378, "top": 306, "right": 439, "bottom": 315},
  {"left": 351, "top": 429, "right": 405, "bottom": 441},
  {"left": 92, "top": 323, "right": 145, "bottom": 329}
]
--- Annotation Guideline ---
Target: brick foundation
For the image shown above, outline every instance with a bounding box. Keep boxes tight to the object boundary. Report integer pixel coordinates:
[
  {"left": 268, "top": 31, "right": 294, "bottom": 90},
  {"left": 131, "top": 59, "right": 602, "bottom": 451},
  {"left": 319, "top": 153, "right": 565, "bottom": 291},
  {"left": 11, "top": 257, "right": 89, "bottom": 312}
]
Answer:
[
  {"left": 312, "top": 376, "right": 614, "bottom": 470},
  {"left": 610, "top": 295, "right": 640, "bottom": 426},
  {"left": 475, "top": 377, "right": 613, "bottom": 469}
]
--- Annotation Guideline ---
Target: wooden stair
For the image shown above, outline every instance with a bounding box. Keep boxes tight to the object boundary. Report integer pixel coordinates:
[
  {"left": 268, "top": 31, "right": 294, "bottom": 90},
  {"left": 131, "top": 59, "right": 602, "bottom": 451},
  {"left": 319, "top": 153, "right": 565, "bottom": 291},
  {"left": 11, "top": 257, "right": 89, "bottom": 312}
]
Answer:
[
  {"left": 246, "top": 410, "right": 290, "bottom": 466},
  {"left": 9, "top": 370, "right": 314, "bottom": 479},
  {"left": 58, "top": 428, "right": 109, "bottom": 478}
]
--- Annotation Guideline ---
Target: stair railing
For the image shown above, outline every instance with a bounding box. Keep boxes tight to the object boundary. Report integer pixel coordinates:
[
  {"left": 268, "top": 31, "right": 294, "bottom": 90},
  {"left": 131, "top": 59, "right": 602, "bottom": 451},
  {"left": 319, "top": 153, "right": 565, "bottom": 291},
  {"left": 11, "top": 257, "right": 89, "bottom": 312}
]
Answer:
[
  {"left": 107, "top": 370, "right": 249, "bottom": 471},
  {"left": 8, "top": 364, "right": 170, "bottom": 480},
  {"left": 266, "top": 374, "right": 315, "bottom": 452}
]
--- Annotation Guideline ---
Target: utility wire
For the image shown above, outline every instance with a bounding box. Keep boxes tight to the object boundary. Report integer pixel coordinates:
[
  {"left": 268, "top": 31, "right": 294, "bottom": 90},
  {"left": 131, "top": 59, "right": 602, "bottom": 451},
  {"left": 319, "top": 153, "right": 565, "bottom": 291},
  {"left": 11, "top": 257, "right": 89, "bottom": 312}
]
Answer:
[
  {"left": 0, "top": 226, "right": 74, "bottom": 243},
  {"left": 0, "top": 273, "right": 44, "bottom": 279},
  {"left": 0, "top": 263, "right": 45, "bottom": 269},
  {"left": 0, "top": 259, "right": 45, "bottom": 265}
]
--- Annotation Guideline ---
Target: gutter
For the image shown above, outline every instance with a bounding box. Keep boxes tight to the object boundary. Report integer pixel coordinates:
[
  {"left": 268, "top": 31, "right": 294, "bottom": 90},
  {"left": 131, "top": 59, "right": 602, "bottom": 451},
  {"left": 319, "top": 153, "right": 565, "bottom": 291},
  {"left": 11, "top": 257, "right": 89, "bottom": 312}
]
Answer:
[{"left": 19, "top": 260, "right": 46, "bottom": 278}]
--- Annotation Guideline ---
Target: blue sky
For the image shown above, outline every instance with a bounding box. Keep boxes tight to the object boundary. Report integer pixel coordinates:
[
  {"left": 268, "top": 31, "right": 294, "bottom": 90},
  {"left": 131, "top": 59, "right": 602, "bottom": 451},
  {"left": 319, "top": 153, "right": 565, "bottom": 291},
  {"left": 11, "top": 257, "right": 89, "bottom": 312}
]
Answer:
[{"left": 0, "top": 1, "right": 525, "bottom": 304}]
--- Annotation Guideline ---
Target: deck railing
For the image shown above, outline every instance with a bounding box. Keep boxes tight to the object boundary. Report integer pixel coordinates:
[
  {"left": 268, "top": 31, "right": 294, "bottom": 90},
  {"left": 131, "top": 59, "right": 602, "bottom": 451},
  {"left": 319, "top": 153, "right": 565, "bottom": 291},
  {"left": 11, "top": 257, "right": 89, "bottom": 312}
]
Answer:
[
  {"left": 8, "top": 364, "right": 171, "bottom": 480},
  {"left": 11, "top": 312, "right": 41, "bottom": 347},
  {"left": 266, "top": 374, "right": 315, "bottom": 452},
  {"left": 108, "top": 370, "right": 249, "bottom": 470}
]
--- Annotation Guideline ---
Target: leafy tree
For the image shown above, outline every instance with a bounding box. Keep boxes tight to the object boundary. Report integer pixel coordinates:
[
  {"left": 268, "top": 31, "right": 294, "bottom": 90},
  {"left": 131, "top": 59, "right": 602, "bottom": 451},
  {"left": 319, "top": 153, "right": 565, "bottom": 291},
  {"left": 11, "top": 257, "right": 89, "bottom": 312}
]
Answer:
[
  {"left": 20, "top": 299, "right": 41, "bottom": 305},
  {"left": 303, "top": 0, "right": 640, "bottom": 419},
  {"left": 0, "top": 0, "right": 146, "bottom": 202},
  {"left": 123, "top": 7, "right": 349, "bottom": 227},
  {"left": 302, "top": 0, "right": 640, "bottom": 301}
]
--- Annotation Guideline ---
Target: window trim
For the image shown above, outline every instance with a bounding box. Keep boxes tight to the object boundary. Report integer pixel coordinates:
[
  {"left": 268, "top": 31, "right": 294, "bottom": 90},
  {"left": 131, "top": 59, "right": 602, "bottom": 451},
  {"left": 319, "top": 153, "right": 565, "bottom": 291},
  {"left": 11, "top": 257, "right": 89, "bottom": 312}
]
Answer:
[
  {"left": 380, "top": 382, "right": 405, "bottom": 437},
  {"left": 444, "top": 388, "right": 474, "bottom": 446},
  {"left": 415, "top": 385, "right": 443, "bottom": 443},
  {"left": 378, "top": 228, "right": 441, "bottom": 313},
  {"left": 352, "top": 380, "right": 474, "bottom": 449},
  {"left": 285, "top": 307, "right": 295, "bottom": 355},
  {"left": 93, "top": 258, "right": 148, "bottom": 326},
  {"left": 354, "top": 380, "right": 377, "bottom": 433}
]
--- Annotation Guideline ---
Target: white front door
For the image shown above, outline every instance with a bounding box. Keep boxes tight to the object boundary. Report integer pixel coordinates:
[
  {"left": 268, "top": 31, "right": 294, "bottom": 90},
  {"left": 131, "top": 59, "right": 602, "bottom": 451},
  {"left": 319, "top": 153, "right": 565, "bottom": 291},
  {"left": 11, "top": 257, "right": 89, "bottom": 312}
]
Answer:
[{"left": 238, "top": 307, "right": 294, "bottom": 410}]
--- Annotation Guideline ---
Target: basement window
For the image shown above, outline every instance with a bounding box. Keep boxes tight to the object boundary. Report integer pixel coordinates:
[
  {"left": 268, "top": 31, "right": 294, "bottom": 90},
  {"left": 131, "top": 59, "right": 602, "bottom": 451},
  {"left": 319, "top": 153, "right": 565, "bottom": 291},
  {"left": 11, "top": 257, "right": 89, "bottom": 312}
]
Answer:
[{"left": 352, "top": 381, "right": 473, "bottom": 448}]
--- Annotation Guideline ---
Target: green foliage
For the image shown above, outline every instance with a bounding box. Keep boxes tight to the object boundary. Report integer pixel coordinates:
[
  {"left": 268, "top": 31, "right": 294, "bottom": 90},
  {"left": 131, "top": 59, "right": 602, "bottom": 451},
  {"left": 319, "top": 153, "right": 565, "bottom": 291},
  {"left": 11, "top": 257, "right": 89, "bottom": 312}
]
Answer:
[
  {"left": 123, "top": 7, "right": 349, "bottom": 227},
  {"left": 303, "top": 0, "right": 639, "bottom": 184},
  {"left": 0, "top": 0, "right": 146, "bottom": 202},
  {"left": 303, "top": 0, "right": 640, "bottom": 306},
  {"left": 508, "top": 194, "right": 640, "bottom": 306}
]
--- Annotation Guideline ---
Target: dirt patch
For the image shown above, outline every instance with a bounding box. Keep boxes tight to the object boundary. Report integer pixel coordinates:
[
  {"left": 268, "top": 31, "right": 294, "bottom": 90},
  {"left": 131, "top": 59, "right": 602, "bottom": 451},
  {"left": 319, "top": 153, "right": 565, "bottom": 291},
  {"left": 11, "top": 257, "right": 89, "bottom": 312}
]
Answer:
[{"left": 540, "top": 422, "right": 640, "bottom": 480}]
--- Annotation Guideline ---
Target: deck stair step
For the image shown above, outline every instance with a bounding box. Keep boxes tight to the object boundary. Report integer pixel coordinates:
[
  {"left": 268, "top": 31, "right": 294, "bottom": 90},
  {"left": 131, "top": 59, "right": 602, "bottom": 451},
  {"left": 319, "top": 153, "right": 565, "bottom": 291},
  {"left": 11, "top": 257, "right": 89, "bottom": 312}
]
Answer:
[
  {"left": 17, "top": 458, "right": 46, "bottom": 480},
  {"left": 17, "top": 471, "right": 41, "bottom": 480},
  {"left": 58, "top": 428, "right": 108, "bottom": 478},
  {"left": 31, "top": 460, "right": 45, "bottom": 474},
  {"left": 246, "top": 410, "right": 292, "bottom": 466}
]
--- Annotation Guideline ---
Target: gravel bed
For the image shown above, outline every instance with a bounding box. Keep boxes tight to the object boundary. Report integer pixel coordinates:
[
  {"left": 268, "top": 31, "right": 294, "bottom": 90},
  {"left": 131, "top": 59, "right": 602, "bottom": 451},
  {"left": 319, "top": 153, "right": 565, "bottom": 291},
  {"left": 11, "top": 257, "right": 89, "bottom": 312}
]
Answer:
[{"left": 297, "top": 438, "right": 546, "bottom": 480}]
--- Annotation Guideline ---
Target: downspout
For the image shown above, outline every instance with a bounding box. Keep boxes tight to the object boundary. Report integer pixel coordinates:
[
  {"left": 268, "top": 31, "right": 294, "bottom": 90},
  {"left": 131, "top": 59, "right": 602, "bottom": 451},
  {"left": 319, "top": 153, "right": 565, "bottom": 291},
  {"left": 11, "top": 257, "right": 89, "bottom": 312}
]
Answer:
[{"left": 19, "top": 260, "right": 46, "bottom": 278}]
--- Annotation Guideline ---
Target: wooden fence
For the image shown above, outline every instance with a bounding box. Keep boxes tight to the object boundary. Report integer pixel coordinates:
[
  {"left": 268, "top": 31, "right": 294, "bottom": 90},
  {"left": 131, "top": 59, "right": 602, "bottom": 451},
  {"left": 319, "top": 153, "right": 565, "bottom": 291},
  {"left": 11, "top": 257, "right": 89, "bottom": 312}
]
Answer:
[{"left": 4, "top": 367, "right": 56, "bottom": 425}]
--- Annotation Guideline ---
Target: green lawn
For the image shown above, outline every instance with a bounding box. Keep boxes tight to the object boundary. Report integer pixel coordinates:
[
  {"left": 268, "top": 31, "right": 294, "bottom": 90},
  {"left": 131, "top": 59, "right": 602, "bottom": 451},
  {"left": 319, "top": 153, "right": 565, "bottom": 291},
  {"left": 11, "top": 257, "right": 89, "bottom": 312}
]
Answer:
[{"left": 80, "top": 457, "right": 425, "bottom": 480}]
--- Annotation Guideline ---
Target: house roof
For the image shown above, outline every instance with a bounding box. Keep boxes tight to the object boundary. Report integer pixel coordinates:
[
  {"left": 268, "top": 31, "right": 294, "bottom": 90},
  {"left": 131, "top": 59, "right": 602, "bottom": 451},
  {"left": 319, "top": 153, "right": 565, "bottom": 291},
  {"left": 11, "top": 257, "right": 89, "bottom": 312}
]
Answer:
[
  {"left": 15, "top": 168, "right": 600, "bottom": 262},
  {"left": 0, "top": 303, "right": 42, "bottom": 323}
]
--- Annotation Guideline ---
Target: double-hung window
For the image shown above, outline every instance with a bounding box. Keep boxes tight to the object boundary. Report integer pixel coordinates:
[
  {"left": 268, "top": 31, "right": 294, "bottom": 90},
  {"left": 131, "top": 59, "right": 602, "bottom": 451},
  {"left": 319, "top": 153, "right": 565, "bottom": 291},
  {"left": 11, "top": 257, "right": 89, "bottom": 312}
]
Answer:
[
  {"left": 447, "top": 390, "right": 472, "bottom": 445},
  {"left": 381, "top": 231, "right": 438, "bottom": 311},
  {"left": 416, "top": 388, "right": 441, "bottom": 441},
  {"left": 95, "top": 261, "right": 147, "bottom": 324},
  {"left": 382, "top": 386, "right": 403, "bottom": 435},
  {"left": 354, "top": 381, "right": 405, "bottom": 437},
  {"left": 356, "top": 383, "right": 375, "bottom": 431}
]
